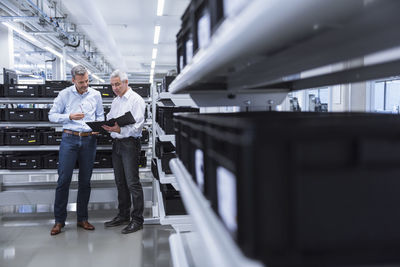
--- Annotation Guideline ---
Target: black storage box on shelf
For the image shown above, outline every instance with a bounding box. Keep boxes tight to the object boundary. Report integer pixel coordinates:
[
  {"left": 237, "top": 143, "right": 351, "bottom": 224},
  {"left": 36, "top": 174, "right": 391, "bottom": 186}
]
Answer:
[
  {"left": 151, "top": 158, "right": 159, "bottom": 180},
  {"left": 181, "top": 3, "right": 195, "bottom": 69},
  {"left": 176, "top": 28, "right": 185, "bottom": 74},
  {"left": 0, "top": 128, "right": 4, "bottom": 145},
  {"left": 156, "top": 106, "right": 199, "bottom": 134},
  {"left": 4, "top": 108, "right": 41, "bottom": 121},
  {"left": 4, "top": 84, "right": 40, "bottom": 97},
  {"left": 0, "top": 155, "right": 5, "bottom": 169},
  {"left": 161, "top": 76, "right": 176, "bottom": 92},
  {"left": 96, "top": 132, "right": 113, "bottom": 145},
  {"left": 41, "top": 80, "right": 72, "bottom": 97},
  {"left": 129, "top": 83, "right": 151, "bottom": 98},
  {"left": 155, "top": 137, "right": 176, "bottom": 174},
  {"left": 42, "top": 131, "right": 63, "bottom": 145},
  {"left": 174, "top": 111, "right": 400, "bottom": 266},
  {"left": 94, "top": 151, "right": 113, "bottom": 168},
  {"left": 5, "top": 153, "right": 41, "bottom": 169},
  {"left": 141, "top": 127, "right": 149, "bottom": 144},
  {"left": 42, "top": 153, "right": 58, "bottom": 169},
  {"left": 139, "top": 150, "right": 147, "bottom": 168},
  {"left": 0, "top": 84, "right": 4, "bottom": 97},
  {"left": 160, "top": 184, "right": 187, "bottom": 215},
  {"left": 40, "top": 108, "right": 50, "bottom": 121},
  {"left": 4, "top": 129, "right": 41, "bottom": 145},
  {"left": 91, "top": 84, "right": 114, "bottom": 98}
]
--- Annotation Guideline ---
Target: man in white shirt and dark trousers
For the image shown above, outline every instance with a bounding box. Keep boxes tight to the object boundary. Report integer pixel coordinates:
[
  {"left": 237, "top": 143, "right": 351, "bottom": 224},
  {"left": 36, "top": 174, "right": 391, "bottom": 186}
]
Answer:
[{"left": 103, "top": 70, "right": 146, "bottom": 234}]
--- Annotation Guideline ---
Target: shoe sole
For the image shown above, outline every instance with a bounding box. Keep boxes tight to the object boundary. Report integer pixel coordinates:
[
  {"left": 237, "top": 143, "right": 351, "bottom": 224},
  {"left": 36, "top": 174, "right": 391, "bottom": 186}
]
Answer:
[
  {"left": 121, "top": 226, "right": 143, "bottom": 234},
  {"left": 104, "top": 221, "right": 130, "bottom": 227}
]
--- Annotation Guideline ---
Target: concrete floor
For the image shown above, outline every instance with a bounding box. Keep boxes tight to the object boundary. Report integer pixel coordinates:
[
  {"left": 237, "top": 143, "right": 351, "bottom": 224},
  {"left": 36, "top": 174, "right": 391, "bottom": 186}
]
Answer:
[{"left": 0, "top": 209, "right": 174, "bottom": 267}]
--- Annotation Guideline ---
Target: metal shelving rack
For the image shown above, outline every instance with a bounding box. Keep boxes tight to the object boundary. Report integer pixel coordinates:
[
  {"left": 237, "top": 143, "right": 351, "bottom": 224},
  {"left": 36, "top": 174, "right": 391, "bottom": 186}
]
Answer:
[{"left": 165, "top": 0, "right": 400, "bottom": 266}]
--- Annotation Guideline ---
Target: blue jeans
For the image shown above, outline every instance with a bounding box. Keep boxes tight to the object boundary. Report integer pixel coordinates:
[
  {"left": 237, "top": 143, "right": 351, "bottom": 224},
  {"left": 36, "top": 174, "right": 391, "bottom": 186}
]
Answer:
[
  {"left": 54, "top": 132, "right": 97, "bottom": 224},
  {"left": 112, "top": 137, "right": 144, "bottom": 225}
]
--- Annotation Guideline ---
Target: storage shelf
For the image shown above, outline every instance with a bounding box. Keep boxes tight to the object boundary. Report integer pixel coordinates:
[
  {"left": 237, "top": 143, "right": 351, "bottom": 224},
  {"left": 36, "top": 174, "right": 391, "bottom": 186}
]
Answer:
[
  {"left": 169, "top": 0, "right": 400, "bottom": 94},
  {"left": 156, "top": 92, "right": 197, "bottom": 107},
  {"left": 0, "top": 143, "right": 151, "bottom": 152},
  {"left": 169, "top": 232, "right": 212, "bottom": 267},
  {"left": 156, "top": 158, "right": 178, "bottom": 189},
  {"left": 154, "top": 179, "right": 191, "bottom": 227},
  {"left": 169, "top": 158, "right": 262, "bottom": 267},
  {"left": 0, "top": 97, "right": 115, "bottom": 104},
  {"left": 0, "top": 167, "right": 151, "bottom": 175},
  {"left": 155, "top": 123, "right": 175, "bottom": 143}
]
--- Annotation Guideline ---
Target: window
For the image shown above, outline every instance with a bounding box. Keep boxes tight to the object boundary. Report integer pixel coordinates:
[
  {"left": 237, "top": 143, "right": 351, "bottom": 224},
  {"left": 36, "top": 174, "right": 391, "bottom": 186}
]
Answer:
[{"left": 372, "top": 78, "right": 400, "bottom": 113}]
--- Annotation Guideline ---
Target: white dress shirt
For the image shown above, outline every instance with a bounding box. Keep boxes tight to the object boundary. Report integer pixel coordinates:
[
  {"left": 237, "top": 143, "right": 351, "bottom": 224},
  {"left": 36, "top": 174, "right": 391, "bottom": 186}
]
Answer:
[
  {"left": 48, "top": 85, "right": 104, "bottom": 132},
  {"left": 106, "top": 87, "right": 146, "bottom": 139}
]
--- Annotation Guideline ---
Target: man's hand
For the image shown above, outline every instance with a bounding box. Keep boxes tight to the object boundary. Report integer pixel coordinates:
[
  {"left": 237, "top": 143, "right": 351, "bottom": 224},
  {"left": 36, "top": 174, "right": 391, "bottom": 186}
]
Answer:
[
  {"left": 69, "top": 113, "right": 85, "bottom": 120},
  {"left": 102, "top": 122, "right": 121, "bottom": 133}
]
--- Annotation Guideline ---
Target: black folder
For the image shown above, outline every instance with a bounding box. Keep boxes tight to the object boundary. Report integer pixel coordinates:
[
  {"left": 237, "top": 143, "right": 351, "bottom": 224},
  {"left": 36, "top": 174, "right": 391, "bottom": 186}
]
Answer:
[{"left": 86, "top": 112, "right": 136, "bottom": 133}]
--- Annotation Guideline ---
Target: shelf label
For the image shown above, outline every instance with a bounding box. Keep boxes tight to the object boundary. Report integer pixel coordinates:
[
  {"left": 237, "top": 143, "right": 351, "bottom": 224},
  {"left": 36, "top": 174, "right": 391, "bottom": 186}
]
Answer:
[
  {"left": 195, "top": 149, "right": 205, "bottom": 193},
  {"left": 217, "top": 166, "right": 237, "bottom": 236}
]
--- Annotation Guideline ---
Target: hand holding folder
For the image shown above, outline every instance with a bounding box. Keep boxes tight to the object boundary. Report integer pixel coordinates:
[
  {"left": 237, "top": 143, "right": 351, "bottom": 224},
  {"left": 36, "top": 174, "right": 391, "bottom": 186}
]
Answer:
[{"left": 86, "top": 112, "right": 136, "bottom": 133}]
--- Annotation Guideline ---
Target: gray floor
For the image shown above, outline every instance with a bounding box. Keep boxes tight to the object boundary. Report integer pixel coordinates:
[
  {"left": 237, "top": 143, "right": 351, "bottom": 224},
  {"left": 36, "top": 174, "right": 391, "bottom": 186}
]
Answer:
[{"left": 0, "top": 209, "right": 175, "bottom": 267}]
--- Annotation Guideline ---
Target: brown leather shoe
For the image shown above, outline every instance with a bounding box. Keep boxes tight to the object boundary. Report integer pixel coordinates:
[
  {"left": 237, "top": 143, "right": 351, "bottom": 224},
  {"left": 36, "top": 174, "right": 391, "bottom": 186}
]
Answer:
[
  {"left": 50, "top": 222, "right": 65, "bottom": 236},
  {"left": 77, "top": 221, "right": 95, "bottom": 230}
]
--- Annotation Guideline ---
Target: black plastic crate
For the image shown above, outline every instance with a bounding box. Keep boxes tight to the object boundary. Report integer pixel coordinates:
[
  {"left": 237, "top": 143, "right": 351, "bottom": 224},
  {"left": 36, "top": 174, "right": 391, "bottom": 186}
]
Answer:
[
  {"left": 0, "top": 128, "right": 4, "bottom": 145},
  {"left": 41, "top": 108, "right": 50, "bottom": 121},
  {"left": 94, "top": 151, "right": 113, "bottom": 168},
  {"left": 40, "top": 85, "right": 65, "bottom": 97},
  {"left": 42, "top": 131, "right": 63, "bottom": 145},
  {"left": 139, "top": 150, "right": 147, "bottom": 168},
  {"left": 5, "top": 154, "right": 41, "bottom": 169},
  {"left": 91, "top": 84, "right": 114, "bottom": 98},
  {"left": 0, "top": 84, "right": 3, "bottom": 97},
  {"left": 4, "top": 84, "right": 39, "bottom": 97},
  {"left": 181, "top": 3, "right": 195, "bottom": 68},
  {"left": 4, "top": 130, "right": 40, "bottom": 145},
  {"left": 141, "top": 127, "right": 149, "bottom": 144},
  {"left": 151, "top": 158, "right": 159, "bottom": 180},
  {"left": 176, "top": 28, "right": 185, "bottom": 74},
  {"left": 157, "top": 106, "right": 199, "bottom": 134},
  {"left": 129, "top": 83, "right": 151, "bottom": 97},
  {"left": 0, "top": 155, "right": 5, "bottom": 169},
  {"left": 160, "top": 184, "right": 187, "bottom": 215},
  {"left": 42, "top": 153, "right": 58, "bottom": 169},
  {"left": 174, "top": 111, "right": 400, "bottom": 266},
  {"left": 4, "top": 108, "right": 41, "bottom": 121},
  {"left": 96, "top": 132, "right": 113, "bottom": 145}
]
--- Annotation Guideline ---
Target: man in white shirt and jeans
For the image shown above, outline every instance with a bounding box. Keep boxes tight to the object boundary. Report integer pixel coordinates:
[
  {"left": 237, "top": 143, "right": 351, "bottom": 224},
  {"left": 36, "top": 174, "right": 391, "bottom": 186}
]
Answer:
[{"left": 103, "top": 70, "right": 146, "bottom": 234}]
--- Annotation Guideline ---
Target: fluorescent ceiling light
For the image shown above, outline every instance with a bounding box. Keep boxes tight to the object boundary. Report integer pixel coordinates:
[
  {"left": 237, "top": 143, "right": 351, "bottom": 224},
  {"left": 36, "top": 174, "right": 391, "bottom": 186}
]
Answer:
[
  {"left": 67, "top": 59, "right": 78, "bottom": 66},
  {"left": 151, "top": 60, "right": 155, "bottom": 69},
  {"left": 44, "top": 46, "right": 63, "bottom": 58},
  {"left": 2, "top": 22, "right": 38, "bottom": 44},
  {"left": 157, "top": 0, "right": 165, "bottom": 16},
  {"left": 152, "top": 48, "right": 158, "bottom": 59},
  {"left": 153, "top": 26, "right": 161, "bottom": 44}
]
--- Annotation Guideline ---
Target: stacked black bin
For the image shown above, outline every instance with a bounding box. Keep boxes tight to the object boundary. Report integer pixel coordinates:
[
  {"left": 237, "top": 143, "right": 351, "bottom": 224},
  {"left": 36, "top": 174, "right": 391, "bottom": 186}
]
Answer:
[
  {"left": 156, "top": 106, "right": 199, "bottom": 134},
  {"left": 155, "top": 138, "right": 176, "bottom": 174},
  {"left": 174, "top": 111, "right": 400, "bottom": 267}
]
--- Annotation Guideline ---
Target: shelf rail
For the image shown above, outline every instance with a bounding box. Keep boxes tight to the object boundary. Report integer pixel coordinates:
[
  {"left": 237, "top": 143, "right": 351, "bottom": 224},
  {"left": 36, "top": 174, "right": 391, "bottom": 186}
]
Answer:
[{"left": 170, "top": 158, "right": 262, "bottom": 267}]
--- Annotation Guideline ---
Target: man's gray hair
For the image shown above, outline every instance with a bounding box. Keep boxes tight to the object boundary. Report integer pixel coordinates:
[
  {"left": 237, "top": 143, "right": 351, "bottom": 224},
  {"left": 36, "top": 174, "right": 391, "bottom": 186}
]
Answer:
[
  {"left": 71, "top": 65, "right": 88, "bottom": 78},
  {"left": 110, "top": 69, "right": 128, "bottom": 82}
]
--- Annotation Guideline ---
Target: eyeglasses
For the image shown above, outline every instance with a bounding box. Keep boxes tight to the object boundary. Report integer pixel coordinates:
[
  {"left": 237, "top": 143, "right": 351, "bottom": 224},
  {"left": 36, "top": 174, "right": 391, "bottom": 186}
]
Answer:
[{"left": 111, "top": 82, "right": 121, "bottom": 87}]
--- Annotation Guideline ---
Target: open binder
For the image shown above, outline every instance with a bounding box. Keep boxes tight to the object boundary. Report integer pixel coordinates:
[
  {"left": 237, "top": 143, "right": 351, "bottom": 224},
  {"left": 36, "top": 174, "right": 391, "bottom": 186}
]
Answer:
[{"left": 86, "top": 111, "right": 135, "bottom": 133}]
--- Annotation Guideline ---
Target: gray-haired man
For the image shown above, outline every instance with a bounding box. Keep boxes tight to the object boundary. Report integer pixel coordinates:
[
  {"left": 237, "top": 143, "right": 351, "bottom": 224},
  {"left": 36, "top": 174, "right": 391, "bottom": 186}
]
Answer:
[{"left": 103, "top": 69, "right": 146, "bottom": 234}]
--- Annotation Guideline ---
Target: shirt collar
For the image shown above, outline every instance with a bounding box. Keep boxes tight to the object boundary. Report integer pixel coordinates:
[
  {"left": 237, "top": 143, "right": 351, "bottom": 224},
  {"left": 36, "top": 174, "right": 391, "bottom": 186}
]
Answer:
[
  {"left": 118, "top": 87, "right": 133, "bottom": 100},
  {"left": 71, "top": 85, "right": 90, "bottom": 96}
]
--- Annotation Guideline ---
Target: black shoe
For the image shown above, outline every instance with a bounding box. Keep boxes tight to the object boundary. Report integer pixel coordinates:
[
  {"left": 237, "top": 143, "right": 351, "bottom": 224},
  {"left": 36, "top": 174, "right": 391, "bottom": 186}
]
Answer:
[
  {"left": 104, "top": 216, "right": 130, "bottom": 227},
  {"left": 121, "top": 221, "right": 143, "bottom": 234}
]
